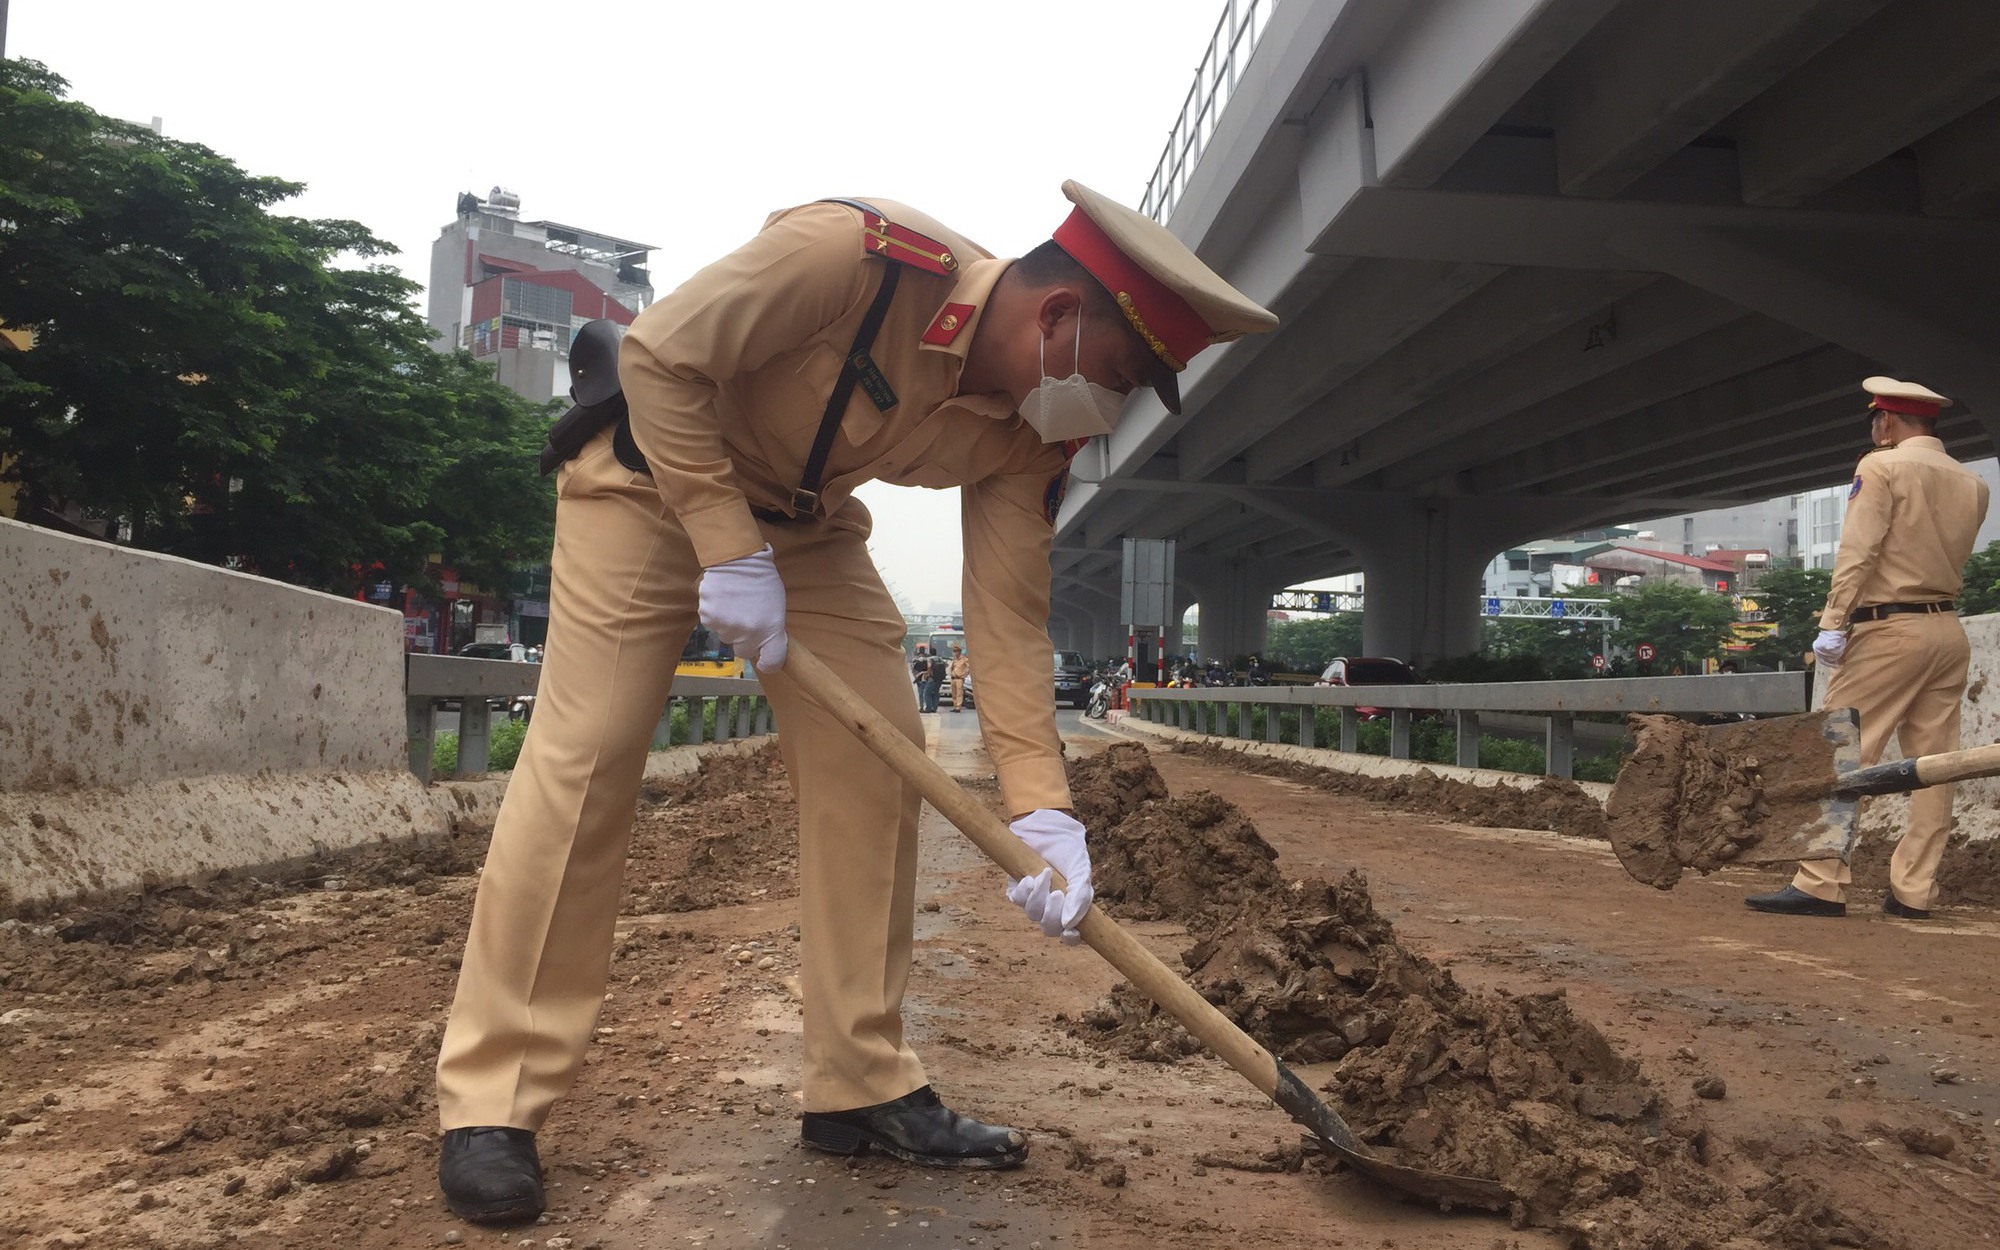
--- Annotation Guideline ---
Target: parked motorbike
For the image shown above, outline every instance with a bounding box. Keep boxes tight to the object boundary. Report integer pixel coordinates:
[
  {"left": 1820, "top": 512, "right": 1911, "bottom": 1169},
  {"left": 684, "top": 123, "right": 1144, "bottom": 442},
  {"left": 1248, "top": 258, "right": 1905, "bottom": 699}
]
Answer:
[{"left": 1085, "top": 668, "right": 1112, "bottom": 719}]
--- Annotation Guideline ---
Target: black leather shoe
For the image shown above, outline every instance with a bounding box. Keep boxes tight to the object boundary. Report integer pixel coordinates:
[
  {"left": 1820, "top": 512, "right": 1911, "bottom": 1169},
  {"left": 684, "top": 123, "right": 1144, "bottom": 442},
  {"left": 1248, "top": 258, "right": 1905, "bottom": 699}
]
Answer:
[
  {"left": 1744, "top": 885, "right": 1846, "bottom": 917},
  {"left": 439, "top": 1127, "right": 545, "bottom": 1223},
  {"left": 801, "top": 1086, "right": 1027, "bottom": 1169},
  {"left": 1883, "top": 891, "right": 1932, "bottom": 920}
]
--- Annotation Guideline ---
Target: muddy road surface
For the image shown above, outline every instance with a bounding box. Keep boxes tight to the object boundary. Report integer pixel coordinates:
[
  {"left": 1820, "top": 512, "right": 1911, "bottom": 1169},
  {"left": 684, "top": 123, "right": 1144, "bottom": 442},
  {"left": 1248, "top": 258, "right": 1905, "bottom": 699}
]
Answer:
[{"left": 3, "top": 714, "right": 1996, "bottom": 1249}]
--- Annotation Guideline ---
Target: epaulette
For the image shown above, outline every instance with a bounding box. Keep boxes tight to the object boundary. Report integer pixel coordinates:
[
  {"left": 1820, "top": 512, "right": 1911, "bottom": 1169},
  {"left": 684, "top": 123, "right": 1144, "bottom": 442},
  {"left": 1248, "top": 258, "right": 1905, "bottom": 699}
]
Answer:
[{"left": 830, "top": 200, "right": 959, "bottom": 277}]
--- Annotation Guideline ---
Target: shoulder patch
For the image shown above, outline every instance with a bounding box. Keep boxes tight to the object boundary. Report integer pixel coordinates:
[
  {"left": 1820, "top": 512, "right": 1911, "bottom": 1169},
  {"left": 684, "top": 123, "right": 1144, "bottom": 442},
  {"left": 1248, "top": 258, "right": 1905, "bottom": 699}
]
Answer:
[
  {"left": 857, "top": 209, "right": 958, "bottom": 276},
  {"left": 922, "top": 302, "right": 976, "bottom": 346},
  {"left": 1043, "top": 468, "right": 1071, "bottom": 525},
  {"left": 1849, "top": 476, "right": 1863, "bottom": 499}
]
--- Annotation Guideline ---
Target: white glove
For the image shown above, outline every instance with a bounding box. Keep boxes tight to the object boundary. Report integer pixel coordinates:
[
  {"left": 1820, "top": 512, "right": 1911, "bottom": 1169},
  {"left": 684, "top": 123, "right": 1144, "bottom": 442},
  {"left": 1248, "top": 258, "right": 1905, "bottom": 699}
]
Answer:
[
  {"left": 698, "top": 544, "right": 788, "bottom": 671},
  {"left": 1812, "top": 629, "right": 1847, "bottom": 670},
  {"left": 1005, "top": 809, "right": 1093, "bottom": 945}
]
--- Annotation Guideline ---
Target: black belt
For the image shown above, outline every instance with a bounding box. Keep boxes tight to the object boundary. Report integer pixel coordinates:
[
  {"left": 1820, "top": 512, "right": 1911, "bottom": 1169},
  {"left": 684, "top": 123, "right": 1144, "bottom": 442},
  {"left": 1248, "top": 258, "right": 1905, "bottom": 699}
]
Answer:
[{"left": 1849, "top": 601, "right": 1956, "bottom": 624}]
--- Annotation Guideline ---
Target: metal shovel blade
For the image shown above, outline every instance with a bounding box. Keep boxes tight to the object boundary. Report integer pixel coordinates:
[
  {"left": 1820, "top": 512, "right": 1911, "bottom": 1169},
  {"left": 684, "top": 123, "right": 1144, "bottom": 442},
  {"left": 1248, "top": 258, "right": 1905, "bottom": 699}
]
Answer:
[{"left": 1607, "top": 709, "right": 1863, "bottom": 889}]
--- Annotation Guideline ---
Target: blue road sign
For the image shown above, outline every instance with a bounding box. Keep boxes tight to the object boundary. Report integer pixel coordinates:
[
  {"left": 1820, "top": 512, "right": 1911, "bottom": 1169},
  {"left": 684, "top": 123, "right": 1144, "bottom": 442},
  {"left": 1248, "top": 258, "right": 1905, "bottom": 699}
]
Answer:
[
  {"left": 1550, "top": 599, "right": 1566, "bottom": 618},
  {"left": 1484, "top": 597, "right": 1502, "bottom": 617}
]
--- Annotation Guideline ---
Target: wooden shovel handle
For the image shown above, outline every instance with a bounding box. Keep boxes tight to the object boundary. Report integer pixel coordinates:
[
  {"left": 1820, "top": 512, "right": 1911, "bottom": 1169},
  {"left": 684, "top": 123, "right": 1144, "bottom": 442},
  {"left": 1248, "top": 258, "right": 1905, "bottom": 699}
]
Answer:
[
  {"left": 1915, "top": 741, "right": 2000, "bottom": 787},
  {"left": 782, "top": 642, "right": 1284, "bottom": 1097},
  {"left": 1837, "top": 741, "right": 2000, "bottom": 796}
]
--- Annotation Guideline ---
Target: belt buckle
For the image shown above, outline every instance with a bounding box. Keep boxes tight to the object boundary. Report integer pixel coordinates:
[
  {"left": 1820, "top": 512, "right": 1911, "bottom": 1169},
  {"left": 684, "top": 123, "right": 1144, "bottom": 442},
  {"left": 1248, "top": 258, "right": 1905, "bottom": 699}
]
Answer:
[{"left": 790, "top": 487, "right": 822, "bottom": 519}]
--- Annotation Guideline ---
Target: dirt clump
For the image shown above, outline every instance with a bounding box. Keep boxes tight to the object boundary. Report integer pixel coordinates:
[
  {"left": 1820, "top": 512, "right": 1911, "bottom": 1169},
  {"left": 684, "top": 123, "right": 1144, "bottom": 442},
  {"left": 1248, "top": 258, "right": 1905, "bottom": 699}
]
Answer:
[
  {"left": 1064, "top": 741, "right": 1169, "bottom": 831},
  {"left": 1090, "top": 791, "right": 1283, "bottom": 923},
  {"left": 630, "top": 742, "right": 799, "bottom": 912},
  {"left": 1183, "top": 741, "right": 1608, "bottom": 842},
  {"left": 1605, "top": 713, "right": 1848, "bottom": 890},
  {"left": 1605, "top": 714, "right": 1772, "bottom": 888}
]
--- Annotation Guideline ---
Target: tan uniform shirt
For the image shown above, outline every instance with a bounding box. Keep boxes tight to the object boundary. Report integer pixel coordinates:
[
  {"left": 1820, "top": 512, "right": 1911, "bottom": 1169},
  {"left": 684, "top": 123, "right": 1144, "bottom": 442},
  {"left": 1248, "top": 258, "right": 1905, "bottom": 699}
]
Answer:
[
  {"left": 618, "top": 199, "right": 1074, "bottom": 813},
  {"left": 949, "top": 655, "right": 970, "bottom": 680},
  {"left": 1820, "top": 436, "right": 1990, "bottom": 630}
]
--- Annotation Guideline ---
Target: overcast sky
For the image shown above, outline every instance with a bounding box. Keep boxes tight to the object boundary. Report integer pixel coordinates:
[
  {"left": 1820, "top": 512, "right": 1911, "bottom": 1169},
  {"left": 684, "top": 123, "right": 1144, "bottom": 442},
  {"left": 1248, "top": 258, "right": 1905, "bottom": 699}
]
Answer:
[{"left": 15, "top": 0, "right": 1236, "bottom": 615}]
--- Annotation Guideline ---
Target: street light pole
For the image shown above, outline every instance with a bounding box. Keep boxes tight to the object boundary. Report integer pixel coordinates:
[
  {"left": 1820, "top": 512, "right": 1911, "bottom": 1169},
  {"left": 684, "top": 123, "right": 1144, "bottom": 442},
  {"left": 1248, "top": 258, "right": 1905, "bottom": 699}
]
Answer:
[{"left": 2, "top": 0, "right": 11, "bottom": 59}]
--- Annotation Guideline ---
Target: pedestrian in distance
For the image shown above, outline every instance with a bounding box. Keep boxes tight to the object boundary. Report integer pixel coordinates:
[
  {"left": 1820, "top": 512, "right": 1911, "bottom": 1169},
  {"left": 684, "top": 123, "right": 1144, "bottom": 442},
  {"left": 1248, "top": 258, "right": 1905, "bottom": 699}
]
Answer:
[
  {"left": 433, "top": 180, "right": 1278, "bottom": 1223},
  {"left": 948, "top": 644, "right": 971, "bottom": 713},
  {"left": 1746, "top": 377, "right": 1990, "bottom": 921},
  {"left": 922, "top": 647, "right": 947, "bottom": 712},
  {"left": 910, "top": 644, "right": 937, "bottom": 712}
]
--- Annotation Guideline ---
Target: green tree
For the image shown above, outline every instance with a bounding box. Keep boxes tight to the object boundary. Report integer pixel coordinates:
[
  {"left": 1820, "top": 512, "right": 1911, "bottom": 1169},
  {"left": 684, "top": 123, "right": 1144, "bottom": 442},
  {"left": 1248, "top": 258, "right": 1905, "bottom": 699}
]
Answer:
[
  {"left": 1742, "top": 566, "right": 1832, "bottom": 669},
  {"left": 1612, "top": 581, "right": 1740, "bottom": 673},
  {"left": 1264, "top": 613, "right": 1364, "bottom": 673},
  {"left": 1962, "top": 541, "right": 2000, "bottom": 617},
  {"left": 0, "top": 59, "right": 553, "bottom": 591},
  {"left": 1479, "top": 615, "right": 1601, "bottom": 678}
]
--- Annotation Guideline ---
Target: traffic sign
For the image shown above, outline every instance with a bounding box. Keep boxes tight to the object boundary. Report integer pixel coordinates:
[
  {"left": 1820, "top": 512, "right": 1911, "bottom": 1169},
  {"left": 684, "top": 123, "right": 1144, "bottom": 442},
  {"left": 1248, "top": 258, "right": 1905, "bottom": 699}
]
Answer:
[
  {"left": 1484, "top": 597, "right": 1502, "bottom": 617},
  {"left": 1636, "top": 643, "right": 1656, "bottom": 662},
  {"left": 1591, "top": 653, "right": 1607, "bottom": 671},
  {"left": 1550, "top": 599, "right": 1566, "bottom": 618}
]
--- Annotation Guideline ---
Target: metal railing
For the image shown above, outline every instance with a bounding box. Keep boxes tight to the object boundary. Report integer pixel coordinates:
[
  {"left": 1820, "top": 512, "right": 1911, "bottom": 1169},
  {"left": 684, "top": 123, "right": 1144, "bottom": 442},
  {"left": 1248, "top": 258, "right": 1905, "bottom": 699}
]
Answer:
[
  {"left": 1141, "top": 0, "right": 1283, "bottom": 223},
  {"left": 1126, "top": 672, "right": 1810, "bottom": 778},
  {"left": 404, "top": 654, "right": 769, "bottom": 781}
]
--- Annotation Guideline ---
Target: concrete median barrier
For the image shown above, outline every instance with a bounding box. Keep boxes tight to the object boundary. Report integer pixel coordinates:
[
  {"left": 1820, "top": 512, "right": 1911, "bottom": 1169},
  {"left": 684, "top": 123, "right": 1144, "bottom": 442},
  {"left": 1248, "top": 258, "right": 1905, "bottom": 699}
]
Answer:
[{"left": 1, "top": 518, "right": 439, "bottom": 911}]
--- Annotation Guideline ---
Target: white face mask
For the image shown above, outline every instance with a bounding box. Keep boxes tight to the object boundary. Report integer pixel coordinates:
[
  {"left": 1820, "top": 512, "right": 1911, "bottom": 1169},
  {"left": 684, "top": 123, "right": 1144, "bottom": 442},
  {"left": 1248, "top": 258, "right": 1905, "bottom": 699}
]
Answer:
[{"left": 1018, "top": 314, "right": 1128, "bottom": 443}]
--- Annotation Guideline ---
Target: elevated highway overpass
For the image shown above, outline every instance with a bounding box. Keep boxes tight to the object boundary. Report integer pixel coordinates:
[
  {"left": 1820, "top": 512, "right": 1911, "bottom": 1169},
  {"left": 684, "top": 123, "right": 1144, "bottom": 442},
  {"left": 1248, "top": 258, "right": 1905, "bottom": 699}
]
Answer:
[{"left": 1050, "top": 0, "right": 2000, "bottom": 664}]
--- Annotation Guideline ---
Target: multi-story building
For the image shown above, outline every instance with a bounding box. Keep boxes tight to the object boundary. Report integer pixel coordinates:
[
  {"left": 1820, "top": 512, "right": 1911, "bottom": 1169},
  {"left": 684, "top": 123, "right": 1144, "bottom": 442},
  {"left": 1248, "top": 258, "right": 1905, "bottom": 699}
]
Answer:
[
  {"left": 425, "top": 187, "right": 656, "bottom": 401},
  {"left": 413, "top": 189, "right": 658, "bottom": 651},
  {"left": 1792, "top": 459, "right": 2000, "bottom": 570}
]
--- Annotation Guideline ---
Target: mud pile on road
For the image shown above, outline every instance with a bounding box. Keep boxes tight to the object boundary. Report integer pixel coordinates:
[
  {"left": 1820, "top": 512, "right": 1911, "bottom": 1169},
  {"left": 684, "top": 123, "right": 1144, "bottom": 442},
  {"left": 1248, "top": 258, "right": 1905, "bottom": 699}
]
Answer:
[
  {"left": 631, "top": 743, "right": 799, "bottom": 912},
  {"left": 1850, "top": 830, "right": 2000, "bottom": 908},
  {"left": 1182, "top": 741, "right": 1608, "bottom": 841},
  {"left": 1074, "top": 750, "right": 1874, "bottom": 1249},
  {"left": 1069, "top": 744, "right": 1284, "bottom": 922},
  {"left": 1064, "top": 741, "right": 1170, "bottom": 831}
]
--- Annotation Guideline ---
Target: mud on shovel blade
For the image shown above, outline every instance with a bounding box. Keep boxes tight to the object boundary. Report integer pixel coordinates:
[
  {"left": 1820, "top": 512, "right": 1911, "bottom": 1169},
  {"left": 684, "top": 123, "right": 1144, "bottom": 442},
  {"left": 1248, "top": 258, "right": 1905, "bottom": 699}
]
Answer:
[
  {"left": 781, "top": 642, "right": 1513, "bottom": 1212},
  {"left": 1607, "top": 710, "right": 1864, "bottom": 888}
]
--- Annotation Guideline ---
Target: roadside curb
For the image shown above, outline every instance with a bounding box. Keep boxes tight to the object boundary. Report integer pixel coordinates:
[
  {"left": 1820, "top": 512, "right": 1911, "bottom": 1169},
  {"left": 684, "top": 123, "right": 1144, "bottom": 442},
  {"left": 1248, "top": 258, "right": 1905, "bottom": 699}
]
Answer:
[{"left": 1107, "top": 715, "right": 1614, "bottom": 802}]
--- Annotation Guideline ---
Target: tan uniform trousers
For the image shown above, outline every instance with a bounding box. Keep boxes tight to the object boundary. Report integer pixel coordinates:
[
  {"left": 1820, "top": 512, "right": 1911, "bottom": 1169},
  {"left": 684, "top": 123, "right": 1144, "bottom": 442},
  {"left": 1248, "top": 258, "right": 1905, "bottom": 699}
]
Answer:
[
  {"left": 1794, "top": 611, "right": 1971, "bottom": 909},
  {"left": 951, "top": 677, "right": 966, "bottom": 711},
  {"left": 436, "top": 435, "right": 928, "bottom": 1130}
]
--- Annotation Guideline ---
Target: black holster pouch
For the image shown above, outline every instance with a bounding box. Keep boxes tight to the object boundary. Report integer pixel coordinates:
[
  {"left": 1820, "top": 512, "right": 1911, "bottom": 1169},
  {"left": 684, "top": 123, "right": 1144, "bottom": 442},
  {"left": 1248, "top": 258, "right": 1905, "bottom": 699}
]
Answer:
[{"left": 538, "top": 395, "right": 635, "bottom": 476}]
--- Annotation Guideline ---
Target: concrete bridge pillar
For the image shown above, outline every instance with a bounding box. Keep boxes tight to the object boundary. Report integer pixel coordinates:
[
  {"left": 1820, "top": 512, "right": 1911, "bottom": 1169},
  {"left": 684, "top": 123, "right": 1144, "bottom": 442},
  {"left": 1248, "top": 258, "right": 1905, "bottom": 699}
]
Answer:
[
  {"left": 1350, "top": 502, "right": 1490, "bottom": 667},
  {"left": 1048, "top": 610, "right": 1083, "bottom": 652},
  {"left": 1087, "top": 612, "right": 1125, "bottom": 662},
  {"left": 1179, "top": 555, "right": 1292, "bottom": 665},
  {"left": 1295, "top": 494, "right": 1599, "bottom": 668}
]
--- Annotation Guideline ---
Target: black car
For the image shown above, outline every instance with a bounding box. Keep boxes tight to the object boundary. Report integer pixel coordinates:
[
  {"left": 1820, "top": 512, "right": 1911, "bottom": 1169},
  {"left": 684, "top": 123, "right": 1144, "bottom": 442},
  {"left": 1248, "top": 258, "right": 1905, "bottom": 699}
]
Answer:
[
  {"left": 1053, "top": 650, "right": 1093, "bottom": 709},
  {"left": 449, "top": 641, "right": 537, "bottom": 720}
]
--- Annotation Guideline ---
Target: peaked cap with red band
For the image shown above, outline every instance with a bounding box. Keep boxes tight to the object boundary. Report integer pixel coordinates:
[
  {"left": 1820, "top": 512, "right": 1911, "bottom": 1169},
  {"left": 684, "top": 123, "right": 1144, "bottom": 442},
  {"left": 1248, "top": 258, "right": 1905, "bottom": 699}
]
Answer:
[
  {"left": 1049, "top": 180, "right": 1277, "bottom": 414},
  {"left": 1863, "top": 375, "right": 1951, "bottom": 419}
]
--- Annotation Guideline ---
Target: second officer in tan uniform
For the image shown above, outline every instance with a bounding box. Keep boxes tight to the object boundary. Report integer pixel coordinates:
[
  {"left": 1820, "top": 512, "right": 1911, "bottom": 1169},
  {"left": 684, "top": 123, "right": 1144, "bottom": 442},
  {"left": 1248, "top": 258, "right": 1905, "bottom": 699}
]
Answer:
[
  {"left": 432, "top": 181, "right": 1278, "bottom": 1222},
  {"left": 1747, "top": 376, "right": 1990, "bottom": 919}
]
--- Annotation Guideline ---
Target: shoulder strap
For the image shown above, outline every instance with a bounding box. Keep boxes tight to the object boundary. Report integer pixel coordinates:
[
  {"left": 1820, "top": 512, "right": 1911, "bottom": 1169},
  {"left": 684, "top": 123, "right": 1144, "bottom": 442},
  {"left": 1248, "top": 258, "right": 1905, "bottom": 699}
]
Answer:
[{"left": 789, "top": 255, "right": 902, "bottom": 519}]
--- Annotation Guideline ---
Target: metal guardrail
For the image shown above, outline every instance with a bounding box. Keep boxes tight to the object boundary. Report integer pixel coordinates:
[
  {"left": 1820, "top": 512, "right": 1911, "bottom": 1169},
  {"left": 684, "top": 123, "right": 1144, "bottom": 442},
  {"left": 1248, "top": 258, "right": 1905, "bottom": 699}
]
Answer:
[
  {"left": 1141, "top": 0, "right": 1282, "bottom": 223},
  {"left": 404, "top": 654, "right": 770, "bottom": 781},
  {"left": 1126, "top": 672, "right": 1810, "bottom": 778}
]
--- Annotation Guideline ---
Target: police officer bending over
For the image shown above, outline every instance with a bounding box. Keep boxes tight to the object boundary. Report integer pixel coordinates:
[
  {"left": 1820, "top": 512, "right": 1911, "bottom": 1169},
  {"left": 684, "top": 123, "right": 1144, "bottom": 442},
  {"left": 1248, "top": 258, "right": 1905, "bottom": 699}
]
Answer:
[{"left": 433, "top": 182, "right": 1276, "bottom": 1222}]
